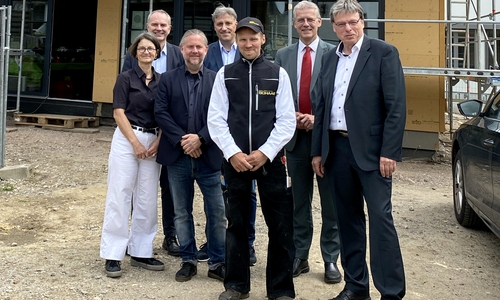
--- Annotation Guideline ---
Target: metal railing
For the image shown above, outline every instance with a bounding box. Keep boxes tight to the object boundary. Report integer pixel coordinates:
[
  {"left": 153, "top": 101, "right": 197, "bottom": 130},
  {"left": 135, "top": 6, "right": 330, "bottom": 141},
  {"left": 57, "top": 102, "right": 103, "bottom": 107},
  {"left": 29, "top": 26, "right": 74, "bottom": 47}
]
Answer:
[{"left": 0, "top": 5, "right": 12, "bottom": 169}]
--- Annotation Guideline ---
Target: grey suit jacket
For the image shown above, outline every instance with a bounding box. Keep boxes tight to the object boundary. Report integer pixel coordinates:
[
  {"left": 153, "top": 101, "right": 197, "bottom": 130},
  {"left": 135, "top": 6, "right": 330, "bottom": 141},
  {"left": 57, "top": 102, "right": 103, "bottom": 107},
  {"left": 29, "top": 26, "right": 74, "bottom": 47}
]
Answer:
[
  {"left": 275, "top": 39, "right": 335, "bottom": 151},
  {"left": 311, "top": 35, "right": 407, "bottom": 171}
]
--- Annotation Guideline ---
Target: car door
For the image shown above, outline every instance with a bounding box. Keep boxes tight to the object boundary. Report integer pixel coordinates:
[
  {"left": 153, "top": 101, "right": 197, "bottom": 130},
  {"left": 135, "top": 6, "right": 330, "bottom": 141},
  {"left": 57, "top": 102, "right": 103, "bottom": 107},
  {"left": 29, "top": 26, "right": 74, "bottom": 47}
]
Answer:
[
  {"left": 484, "top": 93, "right": 500, "bottom": 233},
  {"left": 460, "top": 109, "right": 494, "bottom": 213}
]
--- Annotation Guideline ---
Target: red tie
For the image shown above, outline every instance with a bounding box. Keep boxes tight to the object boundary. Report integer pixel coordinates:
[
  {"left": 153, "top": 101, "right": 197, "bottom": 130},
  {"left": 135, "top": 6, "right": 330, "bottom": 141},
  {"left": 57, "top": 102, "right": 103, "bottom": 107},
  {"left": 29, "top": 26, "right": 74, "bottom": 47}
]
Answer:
[{"left": 299, "top": 46, "right": 312, "bottom": 114}]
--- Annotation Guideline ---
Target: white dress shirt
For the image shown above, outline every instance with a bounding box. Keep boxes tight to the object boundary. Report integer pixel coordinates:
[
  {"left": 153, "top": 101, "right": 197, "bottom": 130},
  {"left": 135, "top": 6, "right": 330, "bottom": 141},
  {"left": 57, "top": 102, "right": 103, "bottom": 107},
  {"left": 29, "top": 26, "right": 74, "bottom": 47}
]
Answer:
[
  {"left": 208, "top": 66, "right": 296, "bottom": 161},
  {"left": 330, "top": 35, "right": 364, "bottom": 131},
  {"left": 296, "top": 37, "right": 319, "bottom": 98}
]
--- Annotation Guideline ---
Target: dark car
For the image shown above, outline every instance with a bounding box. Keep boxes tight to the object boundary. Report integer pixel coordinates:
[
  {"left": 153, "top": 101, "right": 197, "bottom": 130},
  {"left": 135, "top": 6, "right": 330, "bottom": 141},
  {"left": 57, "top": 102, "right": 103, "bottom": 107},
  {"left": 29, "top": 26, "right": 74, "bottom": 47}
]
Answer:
[{"left": 452, "top": 90, "right": 500, "bottom": 237}]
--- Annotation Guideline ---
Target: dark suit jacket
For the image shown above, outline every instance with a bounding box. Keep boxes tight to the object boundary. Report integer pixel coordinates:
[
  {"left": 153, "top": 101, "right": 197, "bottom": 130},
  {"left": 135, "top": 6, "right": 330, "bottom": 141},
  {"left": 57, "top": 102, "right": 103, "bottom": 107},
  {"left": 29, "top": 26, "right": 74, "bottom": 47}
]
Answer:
[
  {"left": 154, "top": 65, "right": 222, "bottom": 171},
  {"left": 204, "top": 41, "right": 241, "bottom": 72},
  {"left": 121, "top": 42, "right": 184, "bottom": 73},
  {"left": 274, "top": 39, "right": 335, "bottom": 151},
  {"left": 311, "top": 35, "right": 406, "bottom": 171}
]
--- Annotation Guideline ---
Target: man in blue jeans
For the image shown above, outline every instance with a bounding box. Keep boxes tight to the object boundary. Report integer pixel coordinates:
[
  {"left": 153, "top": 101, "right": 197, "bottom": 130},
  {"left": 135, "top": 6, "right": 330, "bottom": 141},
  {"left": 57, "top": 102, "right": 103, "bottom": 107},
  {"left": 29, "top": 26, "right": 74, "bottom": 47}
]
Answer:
[{"left": 155, "top": 29, "right": 226, "bottom": 282}]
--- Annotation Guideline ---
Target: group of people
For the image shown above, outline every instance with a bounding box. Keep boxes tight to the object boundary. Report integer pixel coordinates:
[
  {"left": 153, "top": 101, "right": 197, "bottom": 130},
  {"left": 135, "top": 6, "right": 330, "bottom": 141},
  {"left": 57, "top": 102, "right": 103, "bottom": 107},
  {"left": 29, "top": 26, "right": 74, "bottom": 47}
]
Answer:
[{"left": 99, "top": 1, "right": 407, "bottom": 300}]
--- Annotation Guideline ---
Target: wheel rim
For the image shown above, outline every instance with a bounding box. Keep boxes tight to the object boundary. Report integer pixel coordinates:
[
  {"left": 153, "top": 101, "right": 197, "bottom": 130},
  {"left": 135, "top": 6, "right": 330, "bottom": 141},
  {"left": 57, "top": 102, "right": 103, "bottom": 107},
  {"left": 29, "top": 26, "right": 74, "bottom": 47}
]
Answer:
[{"left": 454, "top": 159, "right": 464, "bottom": 213}]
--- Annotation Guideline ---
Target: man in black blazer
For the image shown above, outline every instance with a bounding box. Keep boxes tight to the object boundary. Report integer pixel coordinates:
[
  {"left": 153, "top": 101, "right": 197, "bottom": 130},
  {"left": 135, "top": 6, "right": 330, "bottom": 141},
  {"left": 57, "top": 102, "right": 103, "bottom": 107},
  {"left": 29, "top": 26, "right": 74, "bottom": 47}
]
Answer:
[
  {"left": 155, "top": 29, "right": 226, "bottom": 283},
  {"left": 274, "top": 0, "right": 340, "bottom": 284},
  {"left": 121, "top": 9, "right": 184, "bottom": 257},
  {"left": 311, "top": 1, "right": 406, "bottom": 299}
]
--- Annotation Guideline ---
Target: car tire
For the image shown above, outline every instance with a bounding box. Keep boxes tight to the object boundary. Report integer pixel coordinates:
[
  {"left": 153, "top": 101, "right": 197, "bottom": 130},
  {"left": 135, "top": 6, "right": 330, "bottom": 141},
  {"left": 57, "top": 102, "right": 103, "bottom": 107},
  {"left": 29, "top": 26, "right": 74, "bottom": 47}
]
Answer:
[{"left": 453, "top": 150, "right": 481, "bottom": 228}]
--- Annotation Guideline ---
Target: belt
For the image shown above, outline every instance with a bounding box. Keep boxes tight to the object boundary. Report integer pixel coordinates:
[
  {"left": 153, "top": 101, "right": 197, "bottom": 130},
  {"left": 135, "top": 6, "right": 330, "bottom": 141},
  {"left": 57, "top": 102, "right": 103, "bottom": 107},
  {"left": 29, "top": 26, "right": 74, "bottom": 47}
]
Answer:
[
  {"left": 330, "top": 130, "right": 349, "bottom": 138},
  {"left": 131, "top": 125, "right": 158, "bottom": 135}
]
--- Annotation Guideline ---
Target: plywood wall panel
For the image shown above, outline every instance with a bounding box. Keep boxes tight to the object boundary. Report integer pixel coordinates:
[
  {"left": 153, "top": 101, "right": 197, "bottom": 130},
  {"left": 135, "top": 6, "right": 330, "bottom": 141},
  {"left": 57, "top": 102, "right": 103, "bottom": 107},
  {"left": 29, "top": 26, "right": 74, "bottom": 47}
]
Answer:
[
  {"left": 385, "top": 0, "right": 446, "bottom": 133},
  {"left": 92, "top": 0, "right": 122, "bottom": 104}
]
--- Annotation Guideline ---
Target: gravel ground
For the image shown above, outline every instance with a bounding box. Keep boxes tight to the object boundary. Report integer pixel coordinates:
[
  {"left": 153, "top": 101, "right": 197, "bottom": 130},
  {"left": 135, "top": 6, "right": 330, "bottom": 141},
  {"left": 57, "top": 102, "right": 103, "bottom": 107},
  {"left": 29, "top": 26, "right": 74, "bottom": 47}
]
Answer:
[{"left": 1, "top": 124, "right": 500, "bottom": 300}]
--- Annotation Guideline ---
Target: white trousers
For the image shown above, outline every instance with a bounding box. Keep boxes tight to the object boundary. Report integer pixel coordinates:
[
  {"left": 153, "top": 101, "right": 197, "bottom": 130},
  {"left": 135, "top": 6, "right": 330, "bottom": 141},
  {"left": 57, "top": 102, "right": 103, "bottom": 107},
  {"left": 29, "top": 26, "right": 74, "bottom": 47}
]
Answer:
[{"left": 100, "top": 127, "right": 160, "bottom": 260}]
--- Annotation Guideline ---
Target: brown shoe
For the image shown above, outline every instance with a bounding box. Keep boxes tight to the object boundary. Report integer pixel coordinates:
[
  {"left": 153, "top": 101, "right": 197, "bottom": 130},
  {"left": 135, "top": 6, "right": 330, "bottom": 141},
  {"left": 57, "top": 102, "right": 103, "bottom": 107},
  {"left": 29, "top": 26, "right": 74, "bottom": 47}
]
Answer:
[{"left": 219, "top": 289, "right": 249, "bottom": 300}]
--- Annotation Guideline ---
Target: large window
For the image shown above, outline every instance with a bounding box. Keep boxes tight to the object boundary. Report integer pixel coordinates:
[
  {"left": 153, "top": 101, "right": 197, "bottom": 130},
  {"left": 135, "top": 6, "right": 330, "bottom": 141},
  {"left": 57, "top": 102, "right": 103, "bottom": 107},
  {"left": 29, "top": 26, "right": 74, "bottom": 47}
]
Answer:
[
  {"left": 250, "top": 1, "right": 381, "bottom": 60},
  {"left": 8, "top": 0, "right": 48, "bottom": 94}
]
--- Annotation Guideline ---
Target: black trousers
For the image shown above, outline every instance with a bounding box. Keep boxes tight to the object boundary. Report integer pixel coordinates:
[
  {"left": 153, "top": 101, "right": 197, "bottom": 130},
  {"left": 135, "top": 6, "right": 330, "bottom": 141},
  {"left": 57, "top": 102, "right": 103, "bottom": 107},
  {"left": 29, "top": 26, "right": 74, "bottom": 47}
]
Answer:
[
  {"left": 160, "top": 165, "right": 176, "bottom": 238},
  {"left": 325, "top": 132, "right": 406, "bottom": 300},
  {"left": 222, "top": 157, "right": 295, "bottom": 299}
]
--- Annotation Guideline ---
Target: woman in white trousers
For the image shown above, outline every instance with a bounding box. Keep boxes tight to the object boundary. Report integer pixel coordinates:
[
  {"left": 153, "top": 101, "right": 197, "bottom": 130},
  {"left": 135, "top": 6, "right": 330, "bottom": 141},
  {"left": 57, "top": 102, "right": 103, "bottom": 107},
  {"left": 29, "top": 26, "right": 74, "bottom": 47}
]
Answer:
[{"left": 100, "top": 32, "right": 164, "bottom": 278}]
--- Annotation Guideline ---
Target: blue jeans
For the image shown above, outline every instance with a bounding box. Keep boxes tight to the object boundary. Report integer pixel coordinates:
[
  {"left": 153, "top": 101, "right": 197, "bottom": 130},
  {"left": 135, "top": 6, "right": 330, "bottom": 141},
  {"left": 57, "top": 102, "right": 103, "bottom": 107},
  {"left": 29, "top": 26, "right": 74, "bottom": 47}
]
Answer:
[
  {"left": 168, "top": 155, "right": 226, "bottom": 267},
  {"left": 223, "top": 157, "right": 295, "bottom": 299}
]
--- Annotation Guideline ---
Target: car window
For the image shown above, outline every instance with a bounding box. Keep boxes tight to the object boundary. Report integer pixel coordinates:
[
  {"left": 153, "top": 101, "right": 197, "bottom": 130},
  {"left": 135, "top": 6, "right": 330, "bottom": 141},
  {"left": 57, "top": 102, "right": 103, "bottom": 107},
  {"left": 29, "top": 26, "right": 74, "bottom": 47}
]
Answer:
[{"left": 485, "top": 92, "right": 500, "bottom": 120}]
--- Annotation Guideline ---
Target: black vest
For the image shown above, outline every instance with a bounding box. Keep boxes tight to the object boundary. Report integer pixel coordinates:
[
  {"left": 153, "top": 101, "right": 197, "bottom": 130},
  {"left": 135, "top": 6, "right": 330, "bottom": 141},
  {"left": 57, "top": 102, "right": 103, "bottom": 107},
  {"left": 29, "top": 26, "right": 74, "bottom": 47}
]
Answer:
[{"left": 224, "top": 53, "right": 281, "bottom": 155}]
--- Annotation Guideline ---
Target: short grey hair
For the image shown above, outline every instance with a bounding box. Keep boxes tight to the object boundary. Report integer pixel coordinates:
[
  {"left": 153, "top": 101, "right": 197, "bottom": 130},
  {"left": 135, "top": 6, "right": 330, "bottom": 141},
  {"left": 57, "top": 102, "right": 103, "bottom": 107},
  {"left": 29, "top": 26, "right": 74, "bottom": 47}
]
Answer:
[
  {"left": 293, "top": 1, "right": 321, "bottom": 20},
  {"left": 147, "top": 9, "right": 171, "bottom": 25},
  {"left": 211, "top": 5, "right": 237, "bottom": 23},
  {"left": 329, "top": 0, "right": 364, "bottom": 23},
  {"left": 180, "top": 29, "right": 208, "bottom": 46}
]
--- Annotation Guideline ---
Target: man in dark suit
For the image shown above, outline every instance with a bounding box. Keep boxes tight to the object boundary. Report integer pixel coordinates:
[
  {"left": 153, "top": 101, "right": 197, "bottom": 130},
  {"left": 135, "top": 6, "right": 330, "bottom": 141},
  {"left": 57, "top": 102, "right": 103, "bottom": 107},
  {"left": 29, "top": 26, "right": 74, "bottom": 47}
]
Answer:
[
  {"left": 204, "top": 6, "right": 241, "bottom": 72},
  {"left": 121, "top": 9, "right": 184, "bottom": 257},
  {"left": 155, "top": 29, "right": 226, "bottom": 283},
  {"left": 274, "top": 0, "right": 341, "bottom": 284},
  {"left": 311, "top": 1, "right": 406, "bottom": 299}
]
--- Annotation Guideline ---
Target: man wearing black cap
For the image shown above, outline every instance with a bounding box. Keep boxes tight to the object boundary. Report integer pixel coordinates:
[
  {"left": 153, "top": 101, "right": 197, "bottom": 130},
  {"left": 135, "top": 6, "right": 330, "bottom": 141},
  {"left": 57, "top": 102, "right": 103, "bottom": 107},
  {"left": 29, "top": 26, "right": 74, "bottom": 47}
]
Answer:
[{"left": 208, "top": 17, "right": 296, "bottom": 300}]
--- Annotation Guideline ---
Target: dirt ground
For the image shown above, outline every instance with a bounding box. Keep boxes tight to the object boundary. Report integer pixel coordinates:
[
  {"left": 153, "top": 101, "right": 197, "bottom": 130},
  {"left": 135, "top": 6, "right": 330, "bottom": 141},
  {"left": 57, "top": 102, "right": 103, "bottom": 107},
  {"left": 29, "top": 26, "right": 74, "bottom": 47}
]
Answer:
[{"left": 1, "top": 125, "right": 500, "bottom": 300}]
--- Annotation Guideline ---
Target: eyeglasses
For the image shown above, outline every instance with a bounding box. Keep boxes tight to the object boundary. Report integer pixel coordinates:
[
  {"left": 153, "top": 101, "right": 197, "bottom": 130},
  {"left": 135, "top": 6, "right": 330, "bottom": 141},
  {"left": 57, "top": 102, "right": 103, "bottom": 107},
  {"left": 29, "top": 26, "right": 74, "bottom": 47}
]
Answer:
[
  {"left": 295, "top": 17, "right": 318, "bottom": 25},
  {"left": 137, "top": 47, "right": 157, "bottom": 53},
  {"left": 334, "top": 18, "right": 361, "bottom": 28}
]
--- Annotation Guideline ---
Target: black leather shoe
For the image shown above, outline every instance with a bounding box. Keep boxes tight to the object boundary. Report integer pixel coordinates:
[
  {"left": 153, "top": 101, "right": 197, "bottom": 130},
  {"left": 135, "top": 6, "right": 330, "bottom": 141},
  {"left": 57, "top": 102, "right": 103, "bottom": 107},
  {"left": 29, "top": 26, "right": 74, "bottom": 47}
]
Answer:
[
  {"left": 130, "top": 256, "right": 164, "bottom": 271},
  {"left": 163, "top": 236, "right": 180, "bottom": 257},
  {"left": 105, "top": 260, "right": 122, "bottom": 278},
  {"left": 175, "top": 262, "right": 197, "bottom": 282},
  {"left": 324, "top": 262, "right": 342, "bottom": 284},
  {"left": 208, "top": 264, "right": 225, "bottom": 281},
  {"left": 292, "top": 258, "right": 309, "bottom": 277},
  {"left": 330, "top": 289, "right": 371, "bottom": 300}
]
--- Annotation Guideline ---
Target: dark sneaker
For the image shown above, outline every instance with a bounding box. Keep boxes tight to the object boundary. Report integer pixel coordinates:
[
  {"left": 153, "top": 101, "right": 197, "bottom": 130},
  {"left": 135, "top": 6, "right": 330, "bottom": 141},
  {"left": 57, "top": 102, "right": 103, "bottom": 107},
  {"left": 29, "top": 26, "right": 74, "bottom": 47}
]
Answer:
[
  {"left": 105, "top": 260, "right": 122, "bottom": 278},
  {"left": 249, "top": 245, "right": 257, "bottom": 266},
  {"left": 196, "top": 243, "right": 209, "bottom": 262},
  {"left": 162, "top": 236, "right": 180, "bottom": 257},
  {"left": 207, "top": 264, "right": 225, "bottom": 282},
  {"left": 219, "top": 289, "right": 249, "bottom": 300},
  {"left": 130, "top": 256, "right": 164, "bottom": 271},
  {"left": 175, "top": 262, "right": 197, "bottom": 282}
]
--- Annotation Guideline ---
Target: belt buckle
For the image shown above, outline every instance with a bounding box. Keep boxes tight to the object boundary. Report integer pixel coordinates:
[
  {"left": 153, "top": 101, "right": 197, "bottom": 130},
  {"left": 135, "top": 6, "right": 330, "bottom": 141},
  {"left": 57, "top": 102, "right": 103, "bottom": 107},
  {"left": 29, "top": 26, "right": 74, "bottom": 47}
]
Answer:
[{"left": 338, "top": 130, "right": 348, "bottom": 138}]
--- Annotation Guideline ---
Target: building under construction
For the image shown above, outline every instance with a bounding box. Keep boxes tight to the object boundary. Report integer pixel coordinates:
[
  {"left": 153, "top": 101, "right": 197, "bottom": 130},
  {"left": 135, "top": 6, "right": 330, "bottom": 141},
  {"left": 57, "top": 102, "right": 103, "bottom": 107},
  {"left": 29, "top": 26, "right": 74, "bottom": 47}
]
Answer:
[{"left": 0, "top": 0, "right": 499, "bottom": 153}]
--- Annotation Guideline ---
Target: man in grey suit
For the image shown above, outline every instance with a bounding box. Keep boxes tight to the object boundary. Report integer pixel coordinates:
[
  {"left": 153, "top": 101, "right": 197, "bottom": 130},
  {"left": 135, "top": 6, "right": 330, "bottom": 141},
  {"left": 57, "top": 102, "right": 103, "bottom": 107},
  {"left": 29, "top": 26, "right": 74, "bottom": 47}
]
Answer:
[
  {"left": 274, "top": 1, "right": 341, "bottom": 284},
  {"left": 312, "top": 1, "right": 406, "bottom": 299}
]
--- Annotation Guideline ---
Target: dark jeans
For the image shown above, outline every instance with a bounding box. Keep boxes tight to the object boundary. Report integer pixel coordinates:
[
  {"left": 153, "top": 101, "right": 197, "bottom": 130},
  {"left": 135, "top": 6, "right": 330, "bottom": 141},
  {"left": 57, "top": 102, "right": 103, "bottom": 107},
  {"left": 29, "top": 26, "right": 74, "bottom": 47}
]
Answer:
[
  {"left": 223, "top": 157, "right": 295, "bottom": 299},
  {"left": 160, "top": 166, "right": 176, "bottom": 238}
]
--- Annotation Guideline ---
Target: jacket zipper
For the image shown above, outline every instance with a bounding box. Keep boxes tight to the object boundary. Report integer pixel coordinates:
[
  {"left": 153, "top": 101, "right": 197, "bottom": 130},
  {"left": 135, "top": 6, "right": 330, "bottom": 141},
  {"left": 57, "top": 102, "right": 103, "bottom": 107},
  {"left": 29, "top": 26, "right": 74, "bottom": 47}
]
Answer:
[{"left": 247, "top": 60, "right": 254, "bottom": 152}]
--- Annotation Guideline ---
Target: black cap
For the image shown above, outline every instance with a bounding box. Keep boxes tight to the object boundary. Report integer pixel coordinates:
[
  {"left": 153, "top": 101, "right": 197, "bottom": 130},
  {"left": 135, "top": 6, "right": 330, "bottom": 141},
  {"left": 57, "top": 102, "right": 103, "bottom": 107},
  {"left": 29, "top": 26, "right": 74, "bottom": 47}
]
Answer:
[{"left": 236, "top": 17, "right": 264, "bottom": 33}]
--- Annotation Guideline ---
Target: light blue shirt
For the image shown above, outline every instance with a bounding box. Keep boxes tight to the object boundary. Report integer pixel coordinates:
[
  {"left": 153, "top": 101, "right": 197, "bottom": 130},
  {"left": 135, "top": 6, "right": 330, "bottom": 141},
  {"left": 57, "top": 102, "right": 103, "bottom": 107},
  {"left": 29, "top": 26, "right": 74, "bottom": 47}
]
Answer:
[
  {"left": 219, "top": 41, "right": 238, "bottom": 66},
  {"left": 152, "top": 43, "right": 168, "bottom": 74}
]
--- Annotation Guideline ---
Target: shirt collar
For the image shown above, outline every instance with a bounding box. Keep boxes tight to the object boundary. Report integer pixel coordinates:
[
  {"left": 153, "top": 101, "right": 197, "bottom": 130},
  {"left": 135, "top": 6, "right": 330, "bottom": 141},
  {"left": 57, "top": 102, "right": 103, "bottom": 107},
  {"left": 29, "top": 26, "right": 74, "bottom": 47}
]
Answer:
[
  {"left": 298, "top": 36, "right": 320, "bottom": 53},
  {"left": 336, "top": 35, "right": 364, "bottom": 58},
  {"left": 184, "top": 65, "right": 204, "bottom": 76},
  {"left": 160, "top": 42, "right": 168, "bottom": 55},
  {"left": 219, "top": 41, "right": 237, "bottom": 53}
]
